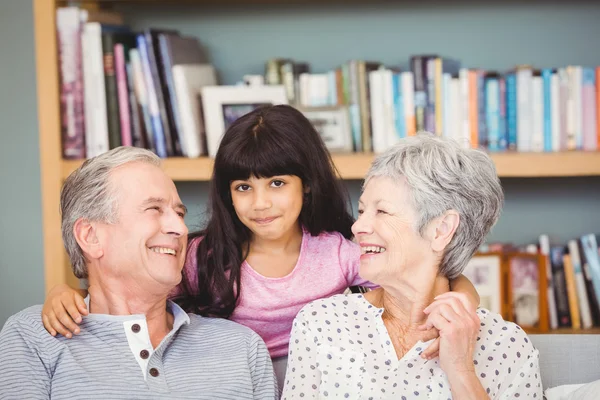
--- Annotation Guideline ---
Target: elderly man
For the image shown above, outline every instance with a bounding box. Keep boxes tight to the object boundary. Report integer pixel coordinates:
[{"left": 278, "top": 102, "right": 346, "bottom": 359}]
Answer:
[{"left": 0, "top": 147, "right": 278, "bottom": 399}]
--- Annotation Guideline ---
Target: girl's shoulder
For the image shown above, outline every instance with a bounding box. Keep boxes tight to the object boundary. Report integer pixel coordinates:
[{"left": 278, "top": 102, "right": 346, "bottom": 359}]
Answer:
[{"left": 304, "top": 229, "right": 359, "bottom": 251}]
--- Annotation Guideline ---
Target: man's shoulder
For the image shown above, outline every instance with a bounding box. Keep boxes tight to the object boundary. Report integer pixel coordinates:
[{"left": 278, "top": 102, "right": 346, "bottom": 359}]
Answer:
[
  {"left": 1, "top": 305, "right": 54, "bottom": 349},
  {"left": 185, "top": 314, "right": 262, "bottom": 342},
  {"left": 2, "top": 304, "right": 45, "bottom": 333}
]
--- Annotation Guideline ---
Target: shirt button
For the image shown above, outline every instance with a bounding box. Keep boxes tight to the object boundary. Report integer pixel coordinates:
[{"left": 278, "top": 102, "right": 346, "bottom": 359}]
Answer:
[
  {"left": 140, "top": 350, "right": 149, "bottom": 359},
  {"left": 149, "top": 368, "right": 159, "bottom": 377},
  {"left": 131, "top": 324, "right": 141, "bottom": 333}
]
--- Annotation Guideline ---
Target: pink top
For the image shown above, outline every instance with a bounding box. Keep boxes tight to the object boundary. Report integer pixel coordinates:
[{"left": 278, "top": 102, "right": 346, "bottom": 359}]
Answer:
[{"left": 174, "top": 229, "right": 372, "bottom": 358}]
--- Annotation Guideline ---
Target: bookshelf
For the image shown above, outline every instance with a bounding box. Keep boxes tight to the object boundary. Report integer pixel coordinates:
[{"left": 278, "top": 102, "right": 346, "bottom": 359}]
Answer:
[
  {"left": 62, "top": 152, "right": 600, "bottom": 181},
  {"left": 35, "top": 0, "right": 600, "bottom": 334}
]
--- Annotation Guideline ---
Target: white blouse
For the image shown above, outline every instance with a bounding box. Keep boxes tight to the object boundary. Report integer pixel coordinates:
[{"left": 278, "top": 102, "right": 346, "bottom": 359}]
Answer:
[{"left": 282, "top": 293, "right": 542, "bottom": 399}]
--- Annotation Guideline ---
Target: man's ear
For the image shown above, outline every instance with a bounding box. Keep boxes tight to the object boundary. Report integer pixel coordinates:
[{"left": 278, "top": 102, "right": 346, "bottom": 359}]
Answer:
[
  {"left": 73, "top": 218, "right": 103, "bottom": 260},
  {"left": 430, "top": 210, "right": 460, "bottom": 252}
]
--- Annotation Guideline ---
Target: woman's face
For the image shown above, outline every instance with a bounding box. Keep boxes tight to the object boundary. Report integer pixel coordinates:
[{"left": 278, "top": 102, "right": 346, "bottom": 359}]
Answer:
[
  {"left": 230, "top": 175, "right": 305, "bottom": 242},
  {"left": 352, "top": 176, "right": 434, "bottom": 285}
]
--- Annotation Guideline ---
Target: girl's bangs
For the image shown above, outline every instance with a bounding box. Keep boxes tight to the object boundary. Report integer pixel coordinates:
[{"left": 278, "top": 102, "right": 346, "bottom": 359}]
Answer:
[{"left": 220, "top": 132, "right": 305, "bottom": 183}]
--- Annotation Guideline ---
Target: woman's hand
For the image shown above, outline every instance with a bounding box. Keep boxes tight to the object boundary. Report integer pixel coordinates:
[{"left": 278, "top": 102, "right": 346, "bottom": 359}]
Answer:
[
  {"left": 418, "top": 292, "right": 480, "bottom": 376},
  {"left": 41, "top": 284, "right": 88, "bottom": 338}
]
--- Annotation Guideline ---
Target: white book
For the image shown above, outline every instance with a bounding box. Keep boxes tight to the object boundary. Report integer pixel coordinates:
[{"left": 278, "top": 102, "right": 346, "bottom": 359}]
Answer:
[
  {"left": 381, "top": 69, "right": 396, "bottom": 151},
  {"left": 516, "top": 68, "right": 533, "bottom": 152},
  {"left": 172, "top": 64, "right": 217, "bottom": 158},
  {"left": 369, "top": 70, "right": 386, "bottom": 153},
  {"left": 459, "top": 68, "right": 471, "bottom": 148},
  {"left": 130, "top": 49, "right": 154, "bottom": 151},
  {"left": 442, "top": 73, "right": 452, "bottom": 138},
  {"left": 566, "top": 66, "right": 577, "bottom": 150},
  {"left": 401, "top": 72, "right": 415, "bottom": 137},
  {"left": 81, "top": 22, "right": 109, "bottom": 157},
  {"left": 572, "top": 66, "right": 583, "bottom": 150},
  {"left": 539, "top": 234, "right": 558, "bottom": 330},
  {"left": 550, "top": 73, "right": 561, "bottom": 152},
  {"left": 531, "top": 76, "right": 544, "bottom": 152},
  {"left": 449, "top": 78, "right": 461, "bottom": 144},
  {"left": 568, "top": 240, "right": 593, "bottom": 329}
]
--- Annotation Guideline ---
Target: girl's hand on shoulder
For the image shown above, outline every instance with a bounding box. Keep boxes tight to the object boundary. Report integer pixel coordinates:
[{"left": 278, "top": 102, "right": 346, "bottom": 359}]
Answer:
[
  {"left": 41, "top": 284, "right": 88, "bottom": 338},
  {"left": 418, "top": 292, "right": 480, "bottom": 373}
]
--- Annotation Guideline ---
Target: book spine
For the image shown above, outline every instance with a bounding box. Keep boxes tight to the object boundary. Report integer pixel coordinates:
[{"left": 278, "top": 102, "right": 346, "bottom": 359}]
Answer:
[
  {"left": 506, "top": 73, "right": 518, "bottom": 150},
  {"left": 485, "top": 77, "right": 500, "bottom": 152},
  {"left": 57, "top": 7, "right": 86, "bottom": 159},
  {"left": 136, "top": 34, "right": 167, "bottom": 157},
  {"left": 101, "top": 33, "right": 122, "bottom": 149},
  {"left": 114, "top": 44, "right": 132, "bottom": 147},
  {"left": 542, "top": 69, "right": 553, "bottom": 152}
]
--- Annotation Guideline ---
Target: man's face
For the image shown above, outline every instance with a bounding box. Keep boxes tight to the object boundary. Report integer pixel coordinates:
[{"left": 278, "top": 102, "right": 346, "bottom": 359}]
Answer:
[{"left": 94, "top": 162, "right": 188, "bottom": 294}]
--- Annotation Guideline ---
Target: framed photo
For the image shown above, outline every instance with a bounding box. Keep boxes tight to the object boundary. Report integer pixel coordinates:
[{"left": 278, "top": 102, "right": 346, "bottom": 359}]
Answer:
[
  {"left": 298, "top": 106, "right": 353, "bottom": 153},
  {"left": 505, "top": 252, "right": 549, "bottom": 332},
  {"left": 463, "top": 252, "right": 504, "bottom": 316},
  {"left": 201, "top": 85, "right": 288, "bottom": 157}
]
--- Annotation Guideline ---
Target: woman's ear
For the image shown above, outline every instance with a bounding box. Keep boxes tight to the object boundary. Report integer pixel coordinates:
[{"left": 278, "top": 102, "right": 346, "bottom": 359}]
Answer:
[
  {"left": 431, "top": 210, "right": 460, "bottom": 252},
  {"left": 73, "top": 218, "right": 104, "bottom": 260}
]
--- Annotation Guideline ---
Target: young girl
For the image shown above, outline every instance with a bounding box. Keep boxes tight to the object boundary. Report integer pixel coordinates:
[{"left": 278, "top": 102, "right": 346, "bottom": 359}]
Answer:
[{"left": 42, "top": 104, "right": 479, "bottom": 389}]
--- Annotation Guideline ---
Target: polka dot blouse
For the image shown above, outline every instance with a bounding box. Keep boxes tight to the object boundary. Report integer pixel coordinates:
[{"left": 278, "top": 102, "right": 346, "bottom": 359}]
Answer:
[{"left": 281, "top": 293, "right": 542, "bottom": 399}]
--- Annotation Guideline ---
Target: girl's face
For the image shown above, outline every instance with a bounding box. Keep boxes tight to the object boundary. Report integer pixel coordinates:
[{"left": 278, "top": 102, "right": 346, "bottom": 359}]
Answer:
[{"left": 230, "top": 175, "right": 305, "bottom": 242}]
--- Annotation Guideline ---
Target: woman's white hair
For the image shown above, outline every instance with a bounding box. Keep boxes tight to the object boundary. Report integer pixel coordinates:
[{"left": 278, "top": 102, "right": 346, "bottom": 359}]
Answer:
[
  {"left": 60, "top": 147, "right": 162, "bottom": 279},
  {"left": 364, "top": 132, "right": 504, "bottom": 279}
]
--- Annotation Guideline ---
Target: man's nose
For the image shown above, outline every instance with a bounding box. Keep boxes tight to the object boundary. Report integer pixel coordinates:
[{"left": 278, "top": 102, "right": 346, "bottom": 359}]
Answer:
[{"left": 164, "top": 210, "right": 188, "bottom": 237}]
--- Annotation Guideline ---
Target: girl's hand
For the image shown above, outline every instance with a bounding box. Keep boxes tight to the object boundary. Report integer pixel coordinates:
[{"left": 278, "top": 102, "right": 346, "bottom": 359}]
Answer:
[
  {"left": 418, "top": 292, "right": 480, "bottom": 376},
  {"left": 41, "top": 284, "right": 88, "bottom": 338}
]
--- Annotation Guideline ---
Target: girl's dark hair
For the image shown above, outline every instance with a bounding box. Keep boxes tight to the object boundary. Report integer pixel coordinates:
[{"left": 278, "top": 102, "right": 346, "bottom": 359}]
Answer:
[{"left": 175, "top": 104, "right": 355, "bottom": 318}]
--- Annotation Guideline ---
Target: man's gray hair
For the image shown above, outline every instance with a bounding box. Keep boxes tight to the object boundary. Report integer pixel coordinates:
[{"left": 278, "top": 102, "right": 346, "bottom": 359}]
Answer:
[
  {"left": 60, "top": 147, "right": 162, "bottom": 279},
  {"left": 364, "top": 133, "right": 504, "bottom": 279}
]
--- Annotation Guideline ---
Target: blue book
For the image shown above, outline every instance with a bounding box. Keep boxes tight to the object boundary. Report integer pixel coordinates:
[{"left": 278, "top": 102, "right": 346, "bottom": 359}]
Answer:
[
  {"left": 541, "top": 69, "right": 553, "bottom": 152},
  {"left": 485, "top": 76, "right": 500, "bottom": 152},
  {"left": 392, "top": 72, "right": 406, "bottom": 139},
  {"left": 506, "top": 73, "right": 518, "bottom": 150},
  {"left": 136, "top": 34, "right": 167, "bottom": 158}
]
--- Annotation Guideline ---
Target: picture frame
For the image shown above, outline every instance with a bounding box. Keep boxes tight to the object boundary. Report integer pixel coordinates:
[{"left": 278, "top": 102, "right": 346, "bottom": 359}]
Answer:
[
  {"left": 463, "top": 252, "right": 505, "bottom": 317},
  {"left": 297, "top": 105, "right": 353, "bottom": 153},
  {"left": 505, "top": 252, "right": 549, "bottom": 332},
  {"left": 200, "top": 85, "right": 288, "bottom": 157}
]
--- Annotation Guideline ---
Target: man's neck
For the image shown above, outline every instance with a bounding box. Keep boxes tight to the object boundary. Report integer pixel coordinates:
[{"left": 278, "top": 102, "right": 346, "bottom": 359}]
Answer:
[{"left": 87, "top": 273, "right": 174, "bottom": 349}]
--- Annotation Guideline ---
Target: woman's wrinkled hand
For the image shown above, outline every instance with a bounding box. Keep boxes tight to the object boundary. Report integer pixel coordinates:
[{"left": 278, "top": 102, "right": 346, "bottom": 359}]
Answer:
[
  {"left": 41, "top": 284, "right": 88, "bottom": 338},
  {"left": 418, "top": 292, "right": 480, "bottom": 376}
]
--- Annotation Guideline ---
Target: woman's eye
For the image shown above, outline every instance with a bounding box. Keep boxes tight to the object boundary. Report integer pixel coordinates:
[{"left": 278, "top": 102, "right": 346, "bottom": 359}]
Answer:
[
  {"left": 271, "top": 180, "right": 284, "bottom": 188},
  {"left": 357, "top": 209, "right": 364, "bottom": 215},
  {"left": 377, "top": 209, "right": 388, "bottom": 215}
]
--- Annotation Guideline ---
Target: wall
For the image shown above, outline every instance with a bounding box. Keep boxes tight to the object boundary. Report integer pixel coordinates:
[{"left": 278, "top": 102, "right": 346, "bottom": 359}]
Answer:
[{"left": 0, "top": 0, "right": 45, "bottom": 327}]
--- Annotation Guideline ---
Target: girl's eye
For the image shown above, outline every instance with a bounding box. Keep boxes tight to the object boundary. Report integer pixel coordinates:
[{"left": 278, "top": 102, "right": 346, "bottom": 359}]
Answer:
[
  {"left": 235, "top": 184, "right": 251, "bottom": 192},
  {"left": 271, "top": 180, "right": 284, "bottom": 188}
]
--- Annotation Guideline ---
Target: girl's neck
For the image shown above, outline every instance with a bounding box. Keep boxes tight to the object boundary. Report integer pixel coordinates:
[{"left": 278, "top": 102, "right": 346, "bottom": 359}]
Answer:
[{"left": 249, "top": 223, "right": 303, "bottom": 255}]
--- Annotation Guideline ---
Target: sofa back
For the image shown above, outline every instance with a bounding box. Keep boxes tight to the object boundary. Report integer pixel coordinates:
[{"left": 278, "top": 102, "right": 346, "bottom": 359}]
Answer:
[{"left": 530, "top": 334, "right": 600, "bottom": 389}]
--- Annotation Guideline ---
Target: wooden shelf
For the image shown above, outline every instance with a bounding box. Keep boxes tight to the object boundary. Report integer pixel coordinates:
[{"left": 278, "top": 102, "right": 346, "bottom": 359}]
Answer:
[
  {"left": 529, "top": 327, "right": 600, "bottom": 335},
  {"left": 62, "top": 151, "right": 600, "bottom": 181}
]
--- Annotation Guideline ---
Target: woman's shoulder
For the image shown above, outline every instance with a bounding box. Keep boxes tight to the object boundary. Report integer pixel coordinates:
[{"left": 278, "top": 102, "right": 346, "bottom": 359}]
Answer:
[
  {"left": 475, "top": 308, "right": 538, "bottom": 357},
  {"left": 294, "top": 293, "right": 375, "bottom": 326}
]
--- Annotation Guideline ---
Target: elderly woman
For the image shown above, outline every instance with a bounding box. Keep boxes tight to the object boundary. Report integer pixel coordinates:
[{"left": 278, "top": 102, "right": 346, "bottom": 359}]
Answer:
[{"left": 281, "top": 134, "right": 542, "bottom": 399}]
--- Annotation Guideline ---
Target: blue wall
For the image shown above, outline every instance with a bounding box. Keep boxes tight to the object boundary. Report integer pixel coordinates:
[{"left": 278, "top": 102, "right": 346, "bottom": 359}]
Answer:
[{"left": 0, "top": 0, "right": 45, "bottom": 326}]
